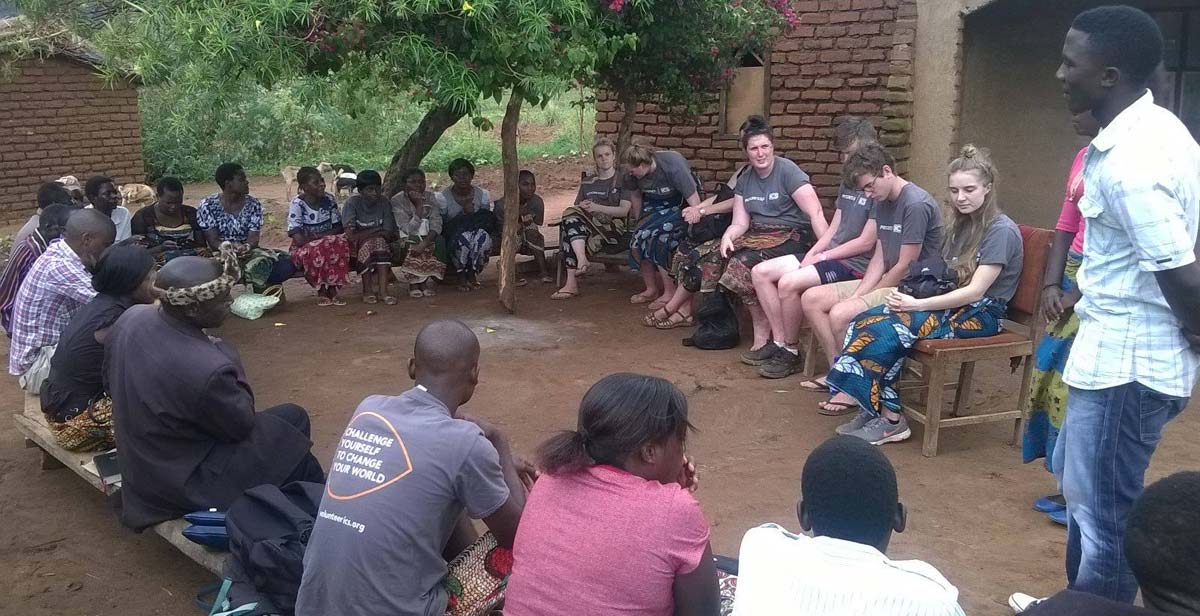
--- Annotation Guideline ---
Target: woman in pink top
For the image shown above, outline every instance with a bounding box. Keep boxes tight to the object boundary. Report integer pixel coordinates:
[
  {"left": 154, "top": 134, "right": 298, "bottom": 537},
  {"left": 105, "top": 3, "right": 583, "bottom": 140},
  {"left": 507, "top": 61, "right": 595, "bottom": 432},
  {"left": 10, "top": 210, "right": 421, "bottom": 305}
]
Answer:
[
  {"left": 504, "top": 373, "right": 721, "bottom": 616},
  {"left": 1023, "top": 110, "right": 1100, "bottom": 524}
]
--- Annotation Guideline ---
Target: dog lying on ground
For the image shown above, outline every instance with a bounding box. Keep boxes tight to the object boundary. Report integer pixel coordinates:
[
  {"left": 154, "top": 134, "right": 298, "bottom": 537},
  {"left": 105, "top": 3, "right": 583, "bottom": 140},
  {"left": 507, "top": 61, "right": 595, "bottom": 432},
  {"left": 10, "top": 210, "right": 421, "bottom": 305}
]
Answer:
[{"left": 119, "top": 183, "right": 155, "bottom": 208}]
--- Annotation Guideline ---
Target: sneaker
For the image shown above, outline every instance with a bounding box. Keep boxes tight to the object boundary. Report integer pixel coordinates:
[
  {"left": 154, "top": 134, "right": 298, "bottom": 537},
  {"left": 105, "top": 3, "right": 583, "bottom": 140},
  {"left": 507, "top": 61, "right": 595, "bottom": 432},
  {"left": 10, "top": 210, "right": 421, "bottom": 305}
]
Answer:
[
  {"left": 1008, "top": 592, "right": 1042, "bottom": 614},
  {"left": 836, "top": 411, "right": 873, "bottom": 435},
  {"left": 758, "top": 347, "right": 804, "bottom": 379},
  {"left": 740, "top": 341, "right": 780, "bottom": 366},
  {"left": 847, "top": 415, "right": 912, "bottom": 445}
]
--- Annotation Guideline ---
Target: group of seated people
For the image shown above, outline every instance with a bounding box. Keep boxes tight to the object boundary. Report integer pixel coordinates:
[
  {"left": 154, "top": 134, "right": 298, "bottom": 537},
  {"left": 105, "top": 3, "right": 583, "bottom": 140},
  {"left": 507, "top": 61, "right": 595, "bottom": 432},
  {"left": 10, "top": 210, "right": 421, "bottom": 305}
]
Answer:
[{"left": 553, "top": 116, "right": 1024, "bottom": 447}]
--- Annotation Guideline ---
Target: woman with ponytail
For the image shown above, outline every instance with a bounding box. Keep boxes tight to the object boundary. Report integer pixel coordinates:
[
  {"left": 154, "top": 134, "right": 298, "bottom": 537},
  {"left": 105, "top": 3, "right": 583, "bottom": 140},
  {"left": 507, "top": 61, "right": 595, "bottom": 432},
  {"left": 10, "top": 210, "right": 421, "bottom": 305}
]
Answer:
[
  {"left": 504, "top": 373, "right": 721, "bottom": 616},
  {"left": 825, "top": 145, "right": 1024, "bottom": 446}
]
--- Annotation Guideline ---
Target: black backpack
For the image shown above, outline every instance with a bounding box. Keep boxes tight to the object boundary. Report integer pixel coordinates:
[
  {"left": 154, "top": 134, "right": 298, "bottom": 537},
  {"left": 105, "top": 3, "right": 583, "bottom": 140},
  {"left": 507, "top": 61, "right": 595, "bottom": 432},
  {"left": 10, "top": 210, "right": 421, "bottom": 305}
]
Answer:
[
  {"left": 682, "top": 290, "right": 741, "bottom": 350},
  {"left": 224, "top": 482, "right": 325, "bottom": 616}
]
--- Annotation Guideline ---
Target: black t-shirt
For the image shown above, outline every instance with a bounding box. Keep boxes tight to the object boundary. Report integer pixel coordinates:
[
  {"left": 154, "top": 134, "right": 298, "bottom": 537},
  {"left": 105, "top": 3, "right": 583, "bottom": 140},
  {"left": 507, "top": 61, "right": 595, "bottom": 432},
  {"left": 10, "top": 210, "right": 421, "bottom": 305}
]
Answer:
[{"left": 41, "top": 294, "right": 133, "bottom": 421}]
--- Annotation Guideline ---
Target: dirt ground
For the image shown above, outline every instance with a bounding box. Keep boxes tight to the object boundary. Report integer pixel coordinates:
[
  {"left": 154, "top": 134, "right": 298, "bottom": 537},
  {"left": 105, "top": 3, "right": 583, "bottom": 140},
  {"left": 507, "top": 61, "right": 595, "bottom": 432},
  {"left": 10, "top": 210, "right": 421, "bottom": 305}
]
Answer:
[{"left": 2, "top": 163, "right": 1198, "bottom": 616}]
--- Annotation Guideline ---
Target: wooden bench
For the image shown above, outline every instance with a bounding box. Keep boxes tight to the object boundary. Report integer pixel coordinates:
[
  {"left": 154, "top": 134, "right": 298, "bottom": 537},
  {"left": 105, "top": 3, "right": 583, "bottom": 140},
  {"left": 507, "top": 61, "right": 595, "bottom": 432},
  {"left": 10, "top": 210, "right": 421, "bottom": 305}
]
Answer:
[{"left": 13, "top": 395, "right": 229, "bottom": 576}]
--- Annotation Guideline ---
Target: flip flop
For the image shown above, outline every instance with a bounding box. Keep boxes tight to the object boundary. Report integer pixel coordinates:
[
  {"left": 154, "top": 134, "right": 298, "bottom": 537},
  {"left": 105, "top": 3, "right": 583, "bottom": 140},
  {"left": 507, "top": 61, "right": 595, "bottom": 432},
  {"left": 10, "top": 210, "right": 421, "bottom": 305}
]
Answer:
[
  {"left": 458, "top": 283, "right": 473, "bottom": 292},
  {"left": 647, "top": 298, "right": 669, "bottom": 311},
  {"left": 331, "top": 297, "right": 348, "bottom": 306},
  {"left": 409, "top": 288, "right": 424, "bottom": 299},
  {"left": 655, "top": 314, "right": 695, "bottom": 330},
  {"left": 630, "top": 293, "right": 655, "bottom": 304},
  {"left": 799, "top": 377, "right": 829, "bottom": 392},
  {"left": 551, "top": 290, "right": 580, "bottom": 300},
  {"left": 422, "top": 288, "right": 436, "bottom": 297},
  {"left": 540, "top": 276, "right": 554, "bottom": 283},
  {"left": 817, "top": 400, "right": 858, "bottom": 416},
  {"left": 383, "top": 296, "right": 398, "bottom": 305},
  {"left": 363, "top": 295, "right": 378, "bottom": 305},
  {"left": 317, "top": 297, "right": 334, "bottom": 307}
]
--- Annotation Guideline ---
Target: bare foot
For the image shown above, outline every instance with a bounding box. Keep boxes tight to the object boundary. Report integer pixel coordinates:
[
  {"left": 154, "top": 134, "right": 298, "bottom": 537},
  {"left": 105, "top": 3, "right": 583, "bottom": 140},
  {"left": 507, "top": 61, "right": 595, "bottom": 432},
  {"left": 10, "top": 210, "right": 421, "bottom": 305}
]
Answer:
[{"left": 630, "top": 291, "right": 658, "bottom": 304}]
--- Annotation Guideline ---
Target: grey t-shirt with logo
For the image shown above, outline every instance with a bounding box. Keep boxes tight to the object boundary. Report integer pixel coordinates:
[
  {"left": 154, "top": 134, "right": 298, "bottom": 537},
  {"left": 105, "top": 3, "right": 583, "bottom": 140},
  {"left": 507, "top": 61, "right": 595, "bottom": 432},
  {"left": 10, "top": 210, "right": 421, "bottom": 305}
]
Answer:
[
  {"left": 296, "top": 387, "right": 510, "bottom": 616},
  {"left": 621, "top": 150, "right": 698, "bottom": 205},
  {"left": 873, "top": 182, "right": 943, "bottom": 270},
  {"left": 575, "top": 174, "right": 622, "bottom": 207},
  {"left": 734, "top": 156, "right": 812, "bottom": 229},
  {"left": 829, "top": 186, "right": 877, "bottom": 273},
  {"left": 945, "top": 213, "right": 1024, "bottom": 302}
]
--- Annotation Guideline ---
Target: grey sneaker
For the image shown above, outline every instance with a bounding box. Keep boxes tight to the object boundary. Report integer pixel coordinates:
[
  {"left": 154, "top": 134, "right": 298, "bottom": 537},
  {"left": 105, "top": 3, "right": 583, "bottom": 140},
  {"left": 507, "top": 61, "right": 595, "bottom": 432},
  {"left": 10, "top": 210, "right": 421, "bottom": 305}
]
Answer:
[
  {"left": 740, "top": 341, "right": 780, "bottom": 366},
  {"left": 758, "top": 347, "right": 804, "bottom": 379},
  {"left": 846, "top": 415, "right": 912, "bottom": 445},
  {"left": 835, "top": 411, "right": 873, "bottom": 435}
]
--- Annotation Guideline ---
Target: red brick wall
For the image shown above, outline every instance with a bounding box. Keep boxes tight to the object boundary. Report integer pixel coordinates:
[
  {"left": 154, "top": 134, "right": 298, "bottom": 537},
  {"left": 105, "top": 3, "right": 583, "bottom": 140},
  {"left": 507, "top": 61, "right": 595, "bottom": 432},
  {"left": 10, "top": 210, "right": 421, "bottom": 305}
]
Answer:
[
  {"left": 0, "top": 56, "right": 144, "bottom": 225},
  {"left": 596, "top": 0, "right": 917, "bottom": 204}
]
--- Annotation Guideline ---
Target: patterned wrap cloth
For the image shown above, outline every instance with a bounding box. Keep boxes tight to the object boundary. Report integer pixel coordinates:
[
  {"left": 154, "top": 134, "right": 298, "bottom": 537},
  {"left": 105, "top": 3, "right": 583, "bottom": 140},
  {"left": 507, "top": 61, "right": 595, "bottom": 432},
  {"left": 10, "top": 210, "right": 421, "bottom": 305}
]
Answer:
[
  {"left": 827, "top": 299, "right": 1007, "bottom": 417},
  {"left": 629, "top": 197, "right": 685, "bottom": 271},
  {"left": 558, "top": 206, "right": 629, "bottom": 270},
  {"left": 291, "top": 234, "right": 351, "bottom": 290},
  {"left": 49, "top": 395, "right": 114, "bottom": 452},
  {"left": 1022, "top": 252, "right": 1083, "bottom": 467}
]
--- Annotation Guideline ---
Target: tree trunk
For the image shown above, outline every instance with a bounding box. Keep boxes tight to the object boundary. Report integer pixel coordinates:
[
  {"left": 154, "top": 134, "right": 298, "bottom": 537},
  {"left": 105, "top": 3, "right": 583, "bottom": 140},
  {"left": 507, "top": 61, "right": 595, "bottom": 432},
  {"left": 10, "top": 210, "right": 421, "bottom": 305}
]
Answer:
[
  {"left": 497, "top": 90, "right": 524, "bottom": 313},
  {"left": 616, "top": 87, "right": 638, "bottom": 157},
  {"left": 382, "top": 104, "right": 465, "bottom": 196}
]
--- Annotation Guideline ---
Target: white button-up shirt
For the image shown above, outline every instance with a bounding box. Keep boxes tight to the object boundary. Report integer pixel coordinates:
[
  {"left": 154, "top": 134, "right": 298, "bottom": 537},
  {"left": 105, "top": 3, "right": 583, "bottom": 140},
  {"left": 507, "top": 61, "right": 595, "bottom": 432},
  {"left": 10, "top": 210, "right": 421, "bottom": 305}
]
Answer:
[
  {"left": 732, "top": 524, "right": 966, "bottom": 616},
  {"left": 1064, "top": 91, "right": 1200, "bottom": 398}
]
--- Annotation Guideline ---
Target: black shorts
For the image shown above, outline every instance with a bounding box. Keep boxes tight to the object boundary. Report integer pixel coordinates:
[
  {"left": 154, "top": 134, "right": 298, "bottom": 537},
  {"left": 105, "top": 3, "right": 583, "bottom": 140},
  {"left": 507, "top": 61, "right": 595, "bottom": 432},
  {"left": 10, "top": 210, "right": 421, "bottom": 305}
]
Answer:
[{"left": 813, "top": 259, "right": 863, "bottom": 284}]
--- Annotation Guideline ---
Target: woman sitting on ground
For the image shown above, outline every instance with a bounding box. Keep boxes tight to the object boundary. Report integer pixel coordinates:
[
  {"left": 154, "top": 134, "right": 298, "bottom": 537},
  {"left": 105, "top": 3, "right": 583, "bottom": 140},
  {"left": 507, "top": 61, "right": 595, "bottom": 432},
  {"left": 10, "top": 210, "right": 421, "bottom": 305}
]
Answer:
[
  {"left": 40, "top": 244, "right": 158, "bottom": 452},
  {"left": 624, "top": 144, "right": 703, "bottom": 310},
  {"left": 826, "top": 145, "right": 1024, "bottom": 445},
  {"left": 391, "top": 168, "right": 446, "bottom": 297},
  {"left": 196, "top": 162, "right": 292, "bottom": 291},
  {"left": 131, "top": 176, "right": 207, "bottom": 264},
  {"left": 439, "top": 158, "right": 498, "bottom": 291},
  {"left": 341, "top": 170, "right": 398, "bottom": 304},
  {"left": 288, "top": 166, "right": 352, "bottom": 306},
  {"left": 503, "top": 372, "right": 722, "bottom": 616},
  {"left": 552, "top": 138, "right": 630, "bottom": 300}
]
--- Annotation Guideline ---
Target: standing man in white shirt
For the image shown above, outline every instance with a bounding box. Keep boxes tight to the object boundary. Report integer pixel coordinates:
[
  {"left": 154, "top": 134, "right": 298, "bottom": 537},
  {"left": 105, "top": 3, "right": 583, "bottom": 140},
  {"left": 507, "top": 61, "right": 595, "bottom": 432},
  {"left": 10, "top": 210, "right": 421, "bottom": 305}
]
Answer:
[
  {"left": 1054, "top": 5, "right": 1200, "bottom": 604},
  {"left": 84, "top": 175, "right": 133, "bottom": 242},
  {"left": 732, "top": 436, "right": 965, "bottom": 616}
]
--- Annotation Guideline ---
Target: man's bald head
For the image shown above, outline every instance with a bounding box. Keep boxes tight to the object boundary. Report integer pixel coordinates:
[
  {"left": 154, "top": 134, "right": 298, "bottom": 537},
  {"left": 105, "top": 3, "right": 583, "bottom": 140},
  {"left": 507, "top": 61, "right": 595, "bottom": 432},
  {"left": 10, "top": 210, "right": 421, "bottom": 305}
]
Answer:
[
  {"left": 64, "top": 208, "right": 116, "bottom": 270},
  {"left": 65, "top": 208, "right": 116, "bottom": 243},
  {"left": 158, "top": 255, "right": 222, "bottom": 290},
  {"left": 414, "top": 320, "right": 480, "bottom": 374},
  {"left": 410, "top": 320, "right": 482, "bottom": 409}
]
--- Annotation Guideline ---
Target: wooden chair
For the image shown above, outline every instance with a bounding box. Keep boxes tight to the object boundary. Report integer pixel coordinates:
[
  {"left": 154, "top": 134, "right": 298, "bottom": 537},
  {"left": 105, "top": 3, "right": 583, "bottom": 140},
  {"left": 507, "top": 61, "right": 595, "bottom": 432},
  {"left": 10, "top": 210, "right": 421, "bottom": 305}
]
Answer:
[{"left": 897, "top": 225, "right": 1052, "bottom": 457}]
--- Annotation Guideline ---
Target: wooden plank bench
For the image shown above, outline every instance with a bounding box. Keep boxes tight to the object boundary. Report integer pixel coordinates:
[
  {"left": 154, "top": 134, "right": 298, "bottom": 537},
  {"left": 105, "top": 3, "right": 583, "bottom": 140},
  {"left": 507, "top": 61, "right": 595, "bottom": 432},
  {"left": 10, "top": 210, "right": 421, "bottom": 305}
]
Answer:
[{"left": 13, "top": 395, "right": 229, "bottom": 576}]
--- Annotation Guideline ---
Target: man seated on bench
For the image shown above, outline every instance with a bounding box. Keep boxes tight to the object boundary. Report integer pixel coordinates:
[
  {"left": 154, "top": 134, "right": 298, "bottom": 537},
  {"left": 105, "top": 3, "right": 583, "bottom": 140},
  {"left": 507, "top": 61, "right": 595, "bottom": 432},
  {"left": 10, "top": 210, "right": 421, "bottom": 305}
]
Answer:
[
  {"left": 731, "top": 435, "right": 965, "bottom": 615},
  {"left": 297, "top": 319, "right": 531, "bottom": 616},
  {"left": 103, "top": 247, "right": 325, "bottom": 531}
]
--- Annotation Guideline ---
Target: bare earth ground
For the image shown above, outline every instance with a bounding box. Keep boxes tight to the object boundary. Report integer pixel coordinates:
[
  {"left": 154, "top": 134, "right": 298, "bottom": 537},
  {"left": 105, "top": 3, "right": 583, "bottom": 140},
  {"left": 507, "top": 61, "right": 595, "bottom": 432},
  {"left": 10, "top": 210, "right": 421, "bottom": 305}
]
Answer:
[{"left": 1, "top": 163, "right": 1198, "bottom": 616}]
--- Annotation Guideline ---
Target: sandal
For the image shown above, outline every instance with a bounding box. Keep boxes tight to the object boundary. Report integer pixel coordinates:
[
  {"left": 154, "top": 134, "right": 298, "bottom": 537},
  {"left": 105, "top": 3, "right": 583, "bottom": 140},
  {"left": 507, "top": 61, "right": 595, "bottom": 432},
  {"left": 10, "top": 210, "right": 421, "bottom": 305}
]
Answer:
[
  {"left": 330, "top": 297, "right": 348, "bottom": 307},
  {"left": 317, "top": 297, "right": 335, "bottom": 307},
  {"left": 643, "top": 307, "right": 670, "bottom": 327},
  {"left": 409, "top": 288, "right": 424, "bottom": 299},
  {"left": 551, "top": 290, "right": 580, "bottom": 300},
  {"left": 799, "top": 376, "right": 829, "bottom": 392},
  {"left": 540, "top": 275, "right": 553, "bottom": 284},
  {"left": 517, "top": 279, "right": 529, "bottom": 287},
  {"left": 817, "top": 399, "right": 858, "bottom": 416},
  {"left": 630, "top": 293, "right": 656, "bottom": 304},
  {"left": 422, "top": 288, "right": 436, "bottom": 297},
  {"left": 384, "top": 296, "right": 398, "bottom": 305},
  {"left": 363, "top": 295, "right": 378, "bottom": 305},
  {"left": 655, "top": 313, "right": 695, "bottom": 330}
]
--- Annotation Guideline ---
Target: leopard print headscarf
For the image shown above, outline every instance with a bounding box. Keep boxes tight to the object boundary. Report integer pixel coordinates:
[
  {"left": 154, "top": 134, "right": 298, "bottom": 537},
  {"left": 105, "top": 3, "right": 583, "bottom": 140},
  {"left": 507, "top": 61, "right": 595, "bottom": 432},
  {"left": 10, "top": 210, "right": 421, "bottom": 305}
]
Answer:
[{"left": 158, "top": 242, "right": 241, "bottom": 307}]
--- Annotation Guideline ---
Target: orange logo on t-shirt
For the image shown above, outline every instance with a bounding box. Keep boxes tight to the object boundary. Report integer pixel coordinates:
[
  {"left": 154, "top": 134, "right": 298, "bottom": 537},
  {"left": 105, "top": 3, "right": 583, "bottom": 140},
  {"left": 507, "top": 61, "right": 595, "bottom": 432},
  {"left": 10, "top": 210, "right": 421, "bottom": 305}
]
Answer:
[{"left": 325, "top": 411, "right": 413, "bottom": 500}]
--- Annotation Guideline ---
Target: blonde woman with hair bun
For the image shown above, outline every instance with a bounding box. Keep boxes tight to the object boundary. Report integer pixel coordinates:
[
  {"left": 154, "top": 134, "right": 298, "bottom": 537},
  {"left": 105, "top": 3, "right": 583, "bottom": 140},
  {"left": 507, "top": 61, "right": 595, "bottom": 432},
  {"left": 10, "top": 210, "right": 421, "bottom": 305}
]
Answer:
[{"left": 824, "top": 144, "right": 1025, "bottom": 446}]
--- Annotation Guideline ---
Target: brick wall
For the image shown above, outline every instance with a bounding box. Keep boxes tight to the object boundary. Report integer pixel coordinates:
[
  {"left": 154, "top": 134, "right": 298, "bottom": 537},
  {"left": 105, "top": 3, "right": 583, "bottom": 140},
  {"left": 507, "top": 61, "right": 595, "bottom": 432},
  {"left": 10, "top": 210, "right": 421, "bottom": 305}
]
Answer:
[
  {"left": 0, "top": 56, "right": 144, "bottom": 225},
  {"left": 596, "top": 0, "right": 917, "bottom": 205}
]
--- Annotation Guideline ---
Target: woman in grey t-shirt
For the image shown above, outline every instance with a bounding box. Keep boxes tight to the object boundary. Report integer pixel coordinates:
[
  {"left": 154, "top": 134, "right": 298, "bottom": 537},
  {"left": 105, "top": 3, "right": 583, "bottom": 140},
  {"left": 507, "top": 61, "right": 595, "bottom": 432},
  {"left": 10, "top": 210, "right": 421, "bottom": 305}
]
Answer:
[{"left": 826, "top": 145, "right": 1025, "bottom": 446}]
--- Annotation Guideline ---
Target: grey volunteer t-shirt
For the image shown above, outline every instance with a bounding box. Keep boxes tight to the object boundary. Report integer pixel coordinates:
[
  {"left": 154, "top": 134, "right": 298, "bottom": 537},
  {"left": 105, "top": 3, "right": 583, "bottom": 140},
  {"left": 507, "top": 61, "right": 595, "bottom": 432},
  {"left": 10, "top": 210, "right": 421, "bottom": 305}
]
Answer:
[
  {"left": 829, "top": 186, "right": 876, "bottom": 273},
  {"left": 946, "top": 213, "right": 1024, "bottom": 302},
  {"left": 575, "top": 174, "right": 622, "bottom": 207},
  {"left": 296, "top": 387, "right": 510, "bottom": 616},
  {"left": 621, "top": 150, "right": 697, "bottom": 204},
  {"left": 734, "top": 156, "right": 812, "bottom": 228},
  {"left": 874, "top": 182, "right": 943, "bottom": 270}
]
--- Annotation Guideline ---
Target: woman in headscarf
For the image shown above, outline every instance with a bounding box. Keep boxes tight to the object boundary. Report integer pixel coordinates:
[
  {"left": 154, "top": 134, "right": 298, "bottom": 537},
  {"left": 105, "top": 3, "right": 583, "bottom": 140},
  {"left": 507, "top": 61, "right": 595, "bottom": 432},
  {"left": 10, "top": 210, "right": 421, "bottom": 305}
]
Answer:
[
  {"left": 391, "top": 168, "right": 447, "bottom": 298},
  {"left": 40, "top": 244, "right": 158, "bottom": 451},
  {"left": 342, "top": 170, "right": 398, "bottom": 304},
  {"left": 288, "top": 166, "right": 352, "bottom": 306}
]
